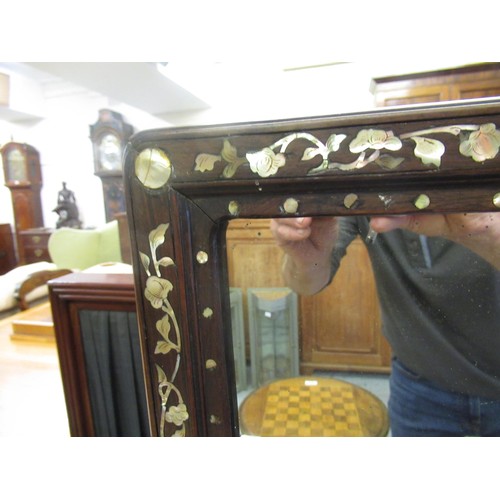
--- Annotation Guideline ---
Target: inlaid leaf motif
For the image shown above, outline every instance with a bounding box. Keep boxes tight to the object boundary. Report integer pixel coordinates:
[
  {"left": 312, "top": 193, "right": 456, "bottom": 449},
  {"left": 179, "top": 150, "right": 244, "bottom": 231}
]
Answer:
[
  {"left": 155, "top": 340, "right": 178, "bottom": 354},
  {"left": 221, "top": 139, "right": 240, "bottom": 163},
  {"left": 156, "top": 364, "right": 168, "bottom": 386},
  {"left": 158, "top": 256, "right": 175, "bottom": 268},
  {"left": 375, "top": 155, "right": 405, "bottom": 170},
  {"left": 326, "top": 133, "right": 346, "bottom": 152},
  {"left": 195, "top": 153, "right": 221, "bottom": 173},
  {"left": 140, "top": 252, "right": 151, "bottom": 275},
  {"left": 221, "top": 140, "right": 246, "bottom": 177},
  {"left": 149, "top": 223, "right": 169, "bottom": 254},
  {"left": 302, "top": 146, "right": 324, "bottom": 161}
]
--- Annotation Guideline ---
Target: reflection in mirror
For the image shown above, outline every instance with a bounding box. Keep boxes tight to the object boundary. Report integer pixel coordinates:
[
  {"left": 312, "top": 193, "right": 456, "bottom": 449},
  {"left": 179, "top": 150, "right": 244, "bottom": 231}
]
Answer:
[{"left": 226, "top": 212, "right": 500, "bottom": 437}]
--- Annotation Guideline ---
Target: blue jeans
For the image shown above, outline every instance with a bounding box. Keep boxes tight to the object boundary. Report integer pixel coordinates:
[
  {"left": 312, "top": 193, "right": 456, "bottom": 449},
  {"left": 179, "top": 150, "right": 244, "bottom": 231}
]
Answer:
[{"left": 389, "top": 358, "right": 500, "bottom": 436}]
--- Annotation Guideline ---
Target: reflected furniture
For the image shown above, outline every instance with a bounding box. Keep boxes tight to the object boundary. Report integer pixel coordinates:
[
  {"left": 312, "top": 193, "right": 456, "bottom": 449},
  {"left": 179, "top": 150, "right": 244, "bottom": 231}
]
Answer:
[
  {"left": 239, "top": 376, "right": 389, "bottom": 437},
  {"left": 49, "top": 272, "right": 149, "bottom": 437},
  {"left": 124, "top": 98, "right": 500, "bottom": 436},
  {"left": 229, "top": 288, "right": 247, "bottom": 392},
  {"left": 247, "top": 287, "right": 299, "bottom": 387},
  {"left": 226, "top": 219, "right": 389, "bottom": 373}
]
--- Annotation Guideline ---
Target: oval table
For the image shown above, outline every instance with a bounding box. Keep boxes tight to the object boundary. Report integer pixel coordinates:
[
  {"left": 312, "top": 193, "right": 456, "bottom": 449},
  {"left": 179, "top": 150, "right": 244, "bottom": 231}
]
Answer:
[{"left": 239, "top": 376, "right": 389, "bottom": 437}]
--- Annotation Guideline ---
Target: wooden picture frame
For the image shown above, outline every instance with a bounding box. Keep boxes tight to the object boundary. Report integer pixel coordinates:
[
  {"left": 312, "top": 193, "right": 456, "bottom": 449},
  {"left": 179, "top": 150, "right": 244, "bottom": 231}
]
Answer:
[{"left": 123, "top": 98, "right": 500, "bottom": 436}]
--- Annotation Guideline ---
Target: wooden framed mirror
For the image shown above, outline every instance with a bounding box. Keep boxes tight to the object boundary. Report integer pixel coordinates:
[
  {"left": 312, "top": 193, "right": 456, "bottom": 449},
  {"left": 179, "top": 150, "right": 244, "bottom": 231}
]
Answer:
[{"left": 123, "top": 98, "right": 500, "bottom": 436}]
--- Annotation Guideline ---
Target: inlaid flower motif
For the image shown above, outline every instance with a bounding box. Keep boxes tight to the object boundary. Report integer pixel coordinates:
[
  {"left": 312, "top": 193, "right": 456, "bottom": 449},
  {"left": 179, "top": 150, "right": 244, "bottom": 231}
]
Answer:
[
  {"left": 246, "top": 147, "right": 286, "bottom": 177},
  {"left": 349, "top": 129, "right": 402, "bottom": 153},
  {"left": 165, "top": 404, "right": 189, "bottom": 426},
  {"left": 145, "top": 276, "right": 173, "bottom": 309},
  {"left": 459, "top": 123, "right": 500, "bottom": 162},
  {"left": 411, "top": 137, "right": 446, "bottom": 167}
]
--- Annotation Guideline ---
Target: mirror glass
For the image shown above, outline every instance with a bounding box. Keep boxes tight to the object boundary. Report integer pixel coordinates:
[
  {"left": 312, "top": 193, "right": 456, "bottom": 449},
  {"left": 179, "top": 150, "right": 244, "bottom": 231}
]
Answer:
[{"left": 226, "top": 213, "right": 499, "bottom": 437}]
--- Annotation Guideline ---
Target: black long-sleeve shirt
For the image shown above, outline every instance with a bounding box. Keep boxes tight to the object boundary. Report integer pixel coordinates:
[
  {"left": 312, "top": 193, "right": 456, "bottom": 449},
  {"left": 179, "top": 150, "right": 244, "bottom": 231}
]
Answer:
[{"left": 330, "top": 216, "right": 500, "bottom": 399}]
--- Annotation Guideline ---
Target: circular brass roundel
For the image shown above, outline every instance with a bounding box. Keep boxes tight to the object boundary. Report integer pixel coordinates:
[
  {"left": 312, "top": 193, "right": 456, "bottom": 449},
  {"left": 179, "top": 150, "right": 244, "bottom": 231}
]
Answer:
[
  {"left": 135, "top": 148, "right": 171, "bottom": 189},
  {"left": 283, "top": 198, "right": 299, "bottom": 214},
  {"left": 494, "top": 192, "right": 500, "bottom": 208},
  {"left": 414, "top": 193, "right": 431, "bottom": 210},
  {"left": 197, "top": 251, "right": 209, "bottom": 264},
  {"left": 228, "top": 201, "right": 240, "bottom": 216}
]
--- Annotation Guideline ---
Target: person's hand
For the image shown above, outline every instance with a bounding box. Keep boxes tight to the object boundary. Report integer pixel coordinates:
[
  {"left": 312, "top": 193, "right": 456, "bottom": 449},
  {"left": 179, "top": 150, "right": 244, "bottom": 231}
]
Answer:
[
  {"left": 270, "top": 217, "right": 338, "bottom": 263},
  {"left": 370, "top": 212, "right": 500, "bottom": 269},
  {"left": 270, "top": 217, "right": 339, "bottom": 295}
]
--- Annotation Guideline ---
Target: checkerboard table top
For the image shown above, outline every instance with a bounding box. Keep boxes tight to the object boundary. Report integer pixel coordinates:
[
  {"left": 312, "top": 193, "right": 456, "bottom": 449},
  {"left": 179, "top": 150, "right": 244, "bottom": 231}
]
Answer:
[{"left": 239, "top": 376, "right": 389, "bottom": 437}]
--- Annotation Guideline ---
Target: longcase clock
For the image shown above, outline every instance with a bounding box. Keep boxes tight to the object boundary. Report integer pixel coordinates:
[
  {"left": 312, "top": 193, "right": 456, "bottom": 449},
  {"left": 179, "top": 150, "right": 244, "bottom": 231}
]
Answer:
[
  {"left": 89, "top": 109, "right": 134, "bottom": 222},
  {"left": 1, "top": 142, "right": 44, "bottom": 259}
]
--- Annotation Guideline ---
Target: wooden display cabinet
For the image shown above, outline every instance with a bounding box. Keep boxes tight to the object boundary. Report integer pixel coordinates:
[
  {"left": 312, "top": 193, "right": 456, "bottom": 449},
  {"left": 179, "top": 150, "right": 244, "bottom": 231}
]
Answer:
[
  {"left": 371, "top": 63, "right": 500, "bottom": 107},
  {"left": 300, "top": 236, "right": 389, "bottom": 373}
]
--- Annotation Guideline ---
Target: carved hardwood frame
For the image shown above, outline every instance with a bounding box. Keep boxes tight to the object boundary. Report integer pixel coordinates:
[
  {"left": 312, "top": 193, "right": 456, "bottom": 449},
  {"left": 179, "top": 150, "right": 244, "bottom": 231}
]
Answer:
[{"left": 123, "top": 99, "right": 500, "bottom": 437}]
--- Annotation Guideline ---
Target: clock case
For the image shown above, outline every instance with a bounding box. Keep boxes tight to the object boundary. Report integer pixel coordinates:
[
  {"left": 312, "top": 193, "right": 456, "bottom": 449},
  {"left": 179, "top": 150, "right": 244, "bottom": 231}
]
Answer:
[
  {"left": 89, "top": 109, "right": 134, "bottom": 222},
  {"left": 1, "top": 142, "right": 44, "bottom": 261}
]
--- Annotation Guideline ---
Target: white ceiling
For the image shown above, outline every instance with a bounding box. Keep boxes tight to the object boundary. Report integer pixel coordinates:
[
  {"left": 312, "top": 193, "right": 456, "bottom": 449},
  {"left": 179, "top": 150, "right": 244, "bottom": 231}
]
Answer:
[
  {"left": 22, "top": 62, "right": 211, "bottom": 115},
  {"left": 0, "top": 61, "right": 483, "bottom": 126}
]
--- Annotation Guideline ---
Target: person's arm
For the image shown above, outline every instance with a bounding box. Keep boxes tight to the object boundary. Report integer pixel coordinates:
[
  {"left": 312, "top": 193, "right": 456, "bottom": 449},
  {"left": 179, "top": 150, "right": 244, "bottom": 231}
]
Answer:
[
  {"left": 270, "top": 217, "right": 339, "bottom": 296},
  {"left": 370, "top": 212, "right": 500, "bottom": 270}
]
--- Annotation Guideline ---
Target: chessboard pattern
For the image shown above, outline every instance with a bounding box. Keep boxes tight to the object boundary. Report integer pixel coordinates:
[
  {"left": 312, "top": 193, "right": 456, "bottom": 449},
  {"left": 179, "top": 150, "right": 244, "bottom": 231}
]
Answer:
[{"left": 258, "top": 381, "right": 364, "bottom": 437}]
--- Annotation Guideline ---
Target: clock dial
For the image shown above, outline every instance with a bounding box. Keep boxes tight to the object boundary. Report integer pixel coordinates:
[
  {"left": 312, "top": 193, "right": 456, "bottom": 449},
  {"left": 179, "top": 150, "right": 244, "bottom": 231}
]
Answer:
[
  {"left": 98, "top": 133, "right": 122, "bottom": 171},
  {"left": 7, "top": 149, "right": 28, "bottom": 182}
]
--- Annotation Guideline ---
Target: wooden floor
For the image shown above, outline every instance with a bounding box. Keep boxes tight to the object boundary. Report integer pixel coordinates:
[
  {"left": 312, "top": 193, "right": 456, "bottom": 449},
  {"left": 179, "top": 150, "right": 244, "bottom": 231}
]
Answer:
[{"left": 0, "top": 301, "right": 70, "bottom": 436}]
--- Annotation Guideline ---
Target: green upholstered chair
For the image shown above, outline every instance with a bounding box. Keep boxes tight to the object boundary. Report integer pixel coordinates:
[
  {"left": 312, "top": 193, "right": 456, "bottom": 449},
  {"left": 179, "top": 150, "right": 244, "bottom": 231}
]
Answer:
[
  {"left": 0, "top": 221, "right": 125, "bottom": 312},
  {"left": 47, "top": 220, "right": 123, "bottom": 271}
]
